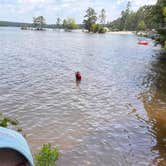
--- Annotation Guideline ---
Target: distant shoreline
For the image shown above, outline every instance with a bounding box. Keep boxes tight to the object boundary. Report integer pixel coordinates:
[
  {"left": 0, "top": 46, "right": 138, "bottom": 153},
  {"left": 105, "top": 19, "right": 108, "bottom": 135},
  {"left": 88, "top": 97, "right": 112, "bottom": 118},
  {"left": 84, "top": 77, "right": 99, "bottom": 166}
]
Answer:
[
  {"left": 108, "top": 31, "right": 135, "bottom": 35},
  {"left": 0, "top": 27, "right": 136, "bottom": 36},
  {"left": 0, "top": 27, "right": 135, "bottom": 35}
]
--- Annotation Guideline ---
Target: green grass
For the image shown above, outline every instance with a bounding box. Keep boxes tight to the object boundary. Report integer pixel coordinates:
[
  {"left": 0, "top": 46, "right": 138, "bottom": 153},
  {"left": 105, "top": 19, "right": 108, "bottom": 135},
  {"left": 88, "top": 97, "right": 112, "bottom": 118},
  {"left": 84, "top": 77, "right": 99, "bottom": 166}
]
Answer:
[
  {"left": 0, "top": 117, "right": 19, "bottom": 127},
  {"left": 17, "top": 127, "right": 23, "bottom": 132},
  {"left": 0, "top": 113, "right": 22, "bottom": 133},
  {"left": 0, "top": 118, "right": 8, "bottom": 127},
  {"left": 35, "top": 144, "right": 59, "bottom": 166}
]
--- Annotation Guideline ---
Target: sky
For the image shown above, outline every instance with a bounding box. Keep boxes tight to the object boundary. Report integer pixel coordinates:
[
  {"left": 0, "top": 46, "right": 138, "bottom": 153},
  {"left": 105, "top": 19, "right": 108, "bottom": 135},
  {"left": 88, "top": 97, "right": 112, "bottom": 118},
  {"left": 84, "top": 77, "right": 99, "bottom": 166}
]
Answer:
[{"left": 0, "top": 0, "right": 157, "bottom": 24}]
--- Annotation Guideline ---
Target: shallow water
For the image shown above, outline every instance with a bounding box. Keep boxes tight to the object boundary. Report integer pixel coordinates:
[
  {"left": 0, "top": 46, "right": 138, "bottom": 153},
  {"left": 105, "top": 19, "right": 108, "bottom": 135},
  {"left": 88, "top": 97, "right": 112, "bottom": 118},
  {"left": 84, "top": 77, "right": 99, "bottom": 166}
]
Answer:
[{"left": 0, "top": 27, "right": 166, "bottom": 166}]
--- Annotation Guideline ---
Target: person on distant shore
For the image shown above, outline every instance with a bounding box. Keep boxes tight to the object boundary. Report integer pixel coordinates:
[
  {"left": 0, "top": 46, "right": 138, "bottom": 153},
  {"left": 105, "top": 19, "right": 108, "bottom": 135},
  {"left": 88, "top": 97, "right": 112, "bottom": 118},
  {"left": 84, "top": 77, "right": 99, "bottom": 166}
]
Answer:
[{"left": 0, "top": 127, "right": 34, "bottom": 166}]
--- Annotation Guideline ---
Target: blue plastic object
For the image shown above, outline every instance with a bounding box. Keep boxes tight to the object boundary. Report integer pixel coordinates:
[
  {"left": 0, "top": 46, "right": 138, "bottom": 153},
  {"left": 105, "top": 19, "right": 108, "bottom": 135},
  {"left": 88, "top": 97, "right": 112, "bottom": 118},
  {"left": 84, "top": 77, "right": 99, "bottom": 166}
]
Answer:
[{"left": 0, "top": 127, "right": 34, "bottom": 166}]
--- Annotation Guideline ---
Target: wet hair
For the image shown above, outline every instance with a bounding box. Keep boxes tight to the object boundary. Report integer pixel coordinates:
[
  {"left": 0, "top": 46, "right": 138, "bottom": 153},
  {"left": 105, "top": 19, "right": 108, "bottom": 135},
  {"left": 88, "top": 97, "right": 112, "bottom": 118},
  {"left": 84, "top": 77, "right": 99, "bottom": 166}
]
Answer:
[{"left": 0, "top": 148, "right": 30, "bottom": 166}]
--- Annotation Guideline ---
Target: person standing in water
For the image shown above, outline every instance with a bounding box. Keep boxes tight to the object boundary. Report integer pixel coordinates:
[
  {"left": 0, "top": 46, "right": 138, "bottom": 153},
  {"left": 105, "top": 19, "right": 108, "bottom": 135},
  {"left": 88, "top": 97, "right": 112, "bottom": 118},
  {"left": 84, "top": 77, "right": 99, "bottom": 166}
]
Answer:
[{"left": 75, "top": 71, "right": 82, "bottom": 81}]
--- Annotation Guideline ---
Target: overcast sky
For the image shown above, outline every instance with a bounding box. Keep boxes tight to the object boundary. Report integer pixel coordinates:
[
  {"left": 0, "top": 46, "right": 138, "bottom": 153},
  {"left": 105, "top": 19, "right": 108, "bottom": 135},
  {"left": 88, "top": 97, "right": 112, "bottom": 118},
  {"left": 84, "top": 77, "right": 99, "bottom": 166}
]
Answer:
[{"left": 0, "top": 0, "right": 157, "bottom": 24}]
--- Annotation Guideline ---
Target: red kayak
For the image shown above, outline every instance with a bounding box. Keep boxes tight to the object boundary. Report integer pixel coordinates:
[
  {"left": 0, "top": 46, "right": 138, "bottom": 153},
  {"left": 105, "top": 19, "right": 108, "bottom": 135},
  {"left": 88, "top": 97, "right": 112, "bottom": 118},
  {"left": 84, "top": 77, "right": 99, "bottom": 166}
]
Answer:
[{"left": 138, "top": 41, "right": 149, "bottom": 45}]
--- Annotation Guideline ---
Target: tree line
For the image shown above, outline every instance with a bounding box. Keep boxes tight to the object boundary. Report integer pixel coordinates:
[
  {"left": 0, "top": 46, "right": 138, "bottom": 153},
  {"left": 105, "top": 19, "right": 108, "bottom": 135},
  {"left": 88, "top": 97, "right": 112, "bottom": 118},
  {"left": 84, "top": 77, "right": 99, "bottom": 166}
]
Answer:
[
  {"left": 1, "top": 1, "right": 165, "bottom": 47},
  {"left": 109, "top": 0, "right": 166, "bottom": 48},
  {"left": 32, "top": 8, "right": 108, "bottom": 33},
  {"left": 109, "top": 2, "right": 156, "bottom": 31},
  {"left": 32, "top": 1, "right": 165, "bottom": 35}
]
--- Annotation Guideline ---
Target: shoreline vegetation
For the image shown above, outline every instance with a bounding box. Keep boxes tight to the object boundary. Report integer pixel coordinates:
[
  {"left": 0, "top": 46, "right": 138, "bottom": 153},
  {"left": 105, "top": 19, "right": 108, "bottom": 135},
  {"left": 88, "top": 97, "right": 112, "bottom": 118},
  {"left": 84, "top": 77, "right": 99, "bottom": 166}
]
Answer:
[
  {"left": 0, "top": 0, "right": 165, "bottom": 165},
  {"left": 0, "top": 0, "right": 166, "bottom": 50},
  {"left": 0, "top": 112, "right": 60, "bottom": 166}
]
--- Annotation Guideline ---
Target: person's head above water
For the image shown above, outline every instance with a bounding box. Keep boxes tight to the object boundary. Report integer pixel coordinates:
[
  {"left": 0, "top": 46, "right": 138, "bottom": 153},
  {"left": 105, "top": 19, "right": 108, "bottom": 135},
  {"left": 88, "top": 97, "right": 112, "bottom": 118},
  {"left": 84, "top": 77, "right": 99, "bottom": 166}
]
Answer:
[
  {"left": 75, "top": 71, "right": 82, "bottom": 81},
  {"left": 0, "top": 148, "right": 30, "bottom": 166},
  {"left": 0, "top": 127, "right": 34, "bottom": 166}
]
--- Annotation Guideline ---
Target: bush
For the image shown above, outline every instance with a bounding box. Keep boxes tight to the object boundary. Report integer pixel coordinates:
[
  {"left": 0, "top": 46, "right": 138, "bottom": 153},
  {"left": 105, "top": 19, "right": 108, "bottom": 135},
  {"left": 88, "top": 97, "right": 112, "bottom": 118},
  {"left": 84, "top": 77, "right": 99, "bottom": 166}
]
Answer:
[
  {"left": 35, "top": 144, "right": 59, "bottom": 166},
  {"left": 164, "top": 41, "right": 166, "bottom": 49},
  {"left": 63, "top": 18, "right": 78, "bottom": 30},
  {"left": 98, "top": 27, "right": 107, "bottom": 33},
  {"left": 0, "top": 117, "right": 18, "bottom": 127},
  {"left": 0, "top": 118, "right": 8, "bottom": 127},
  {"left": 137, "top": 20, "right": 146, "bottom": 31},
  {"left": 155, "top": 28, "right": 166, "bottom": 48},
  {"left": 0, "top": 113, "right": 23, "bottom": 134},
  {"left": 90, "top": 23, "right": 99, "bottom": 33},
  {"left": 89, "top": 24, "right": 108, "bottom": 33}
]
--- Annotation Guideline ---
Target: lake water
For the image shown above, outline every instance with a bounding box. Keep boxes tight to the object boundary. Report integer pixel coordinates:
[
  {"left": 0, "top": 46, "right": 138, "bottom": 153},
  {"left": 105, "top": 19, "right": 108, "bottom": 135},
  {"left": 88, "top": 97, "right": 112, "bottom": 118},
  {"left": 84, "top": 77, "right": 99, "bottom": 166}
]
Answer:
[{"left": 0, "top": 27, "right": 166, "bottom": 166}]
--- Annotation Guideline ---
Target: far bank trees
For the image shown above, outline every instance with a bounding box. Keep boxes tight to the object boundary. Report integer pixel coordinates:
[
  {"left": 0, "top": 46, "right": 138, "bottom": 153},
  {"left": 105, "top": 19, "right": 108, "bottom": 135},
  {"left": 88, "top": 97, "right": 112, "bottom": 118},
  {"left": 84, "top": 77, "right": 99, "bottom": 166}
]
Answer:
[
  {"left": 83, "top": 7, "right": 97, "bottom": 32},
  {"left": 110, "top": 2, "right": 156, "bottom": 31},
  {"left": 63, "top": 18, "right": 78, "bottom": 31},
  {"left": 83, "top": 8, "right": 108, "bottom": 33},
  {"left": 33, "top": 16, "right": 46, "bottom": 30},
  {"left": 153, "top": 0, "right": 166, "bottom": 48}
]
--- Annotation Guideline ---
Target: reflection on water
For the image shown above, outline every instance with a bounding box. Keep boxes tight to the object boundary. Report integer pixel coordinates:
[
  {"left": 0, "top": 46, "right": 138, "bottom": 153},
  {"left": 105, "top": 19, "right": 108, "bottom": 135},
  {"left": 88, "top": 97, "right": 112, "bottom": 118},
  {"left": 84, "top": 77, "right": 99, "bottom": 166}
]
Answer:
[
  {"left": 141, "top": 57, "right": 166, "bottom": 166},
  {"left": 76, "top": 80, "right": 81, "bottom": 87},
  {"left": 0, "top": 27, "right": 166, "bottom": 166}
]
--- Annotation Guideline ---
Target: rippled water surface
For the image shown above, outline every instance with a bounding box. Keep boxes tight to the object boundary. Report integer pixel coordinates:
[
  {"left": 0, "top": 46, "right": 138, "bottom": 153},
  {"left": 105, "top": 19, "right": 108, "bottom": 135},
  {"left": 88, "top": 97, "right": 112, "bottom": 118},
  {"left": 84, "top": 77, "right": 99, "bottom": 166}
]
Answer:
[{"left": 0, "top": 27, "right": 166, "bottom": 166}]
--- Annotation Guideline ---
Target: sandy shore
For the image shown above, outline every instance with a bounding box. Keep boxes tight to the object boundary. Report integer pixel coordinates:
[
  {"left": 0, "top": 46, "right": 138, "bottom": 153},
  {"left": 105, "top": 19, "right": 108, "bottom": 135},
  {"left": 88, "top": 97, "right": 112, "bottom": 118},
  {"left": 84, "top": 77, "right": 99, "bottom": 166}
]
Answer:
[{"left": 108, "top": 31, "right": 135, "bottom": 35}]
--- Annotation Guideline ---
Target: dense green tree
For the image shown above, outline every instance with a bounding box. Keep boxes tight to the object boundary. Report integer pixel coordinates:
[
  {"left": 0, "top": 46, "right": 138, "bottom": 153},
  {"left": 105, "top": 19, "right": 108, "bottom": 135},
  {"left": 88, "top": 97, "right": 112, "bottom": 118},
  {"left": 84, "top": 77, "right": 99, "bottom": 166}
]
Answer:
[
  {"left": 109, "top": 1, "right": 132, "bottom": 31},
  {"left": 110, "top": 18, "right": 122, "bottom": 31},
  {"left": 136, "top": 5, "right": 157, "bottom": 29},
  {"left": 63, "top": 18, "right": 78, "bottom": 30},
  {"left": 109, "top": 0, "right": 166, "bottom": 49},
  {"left": 153, "top": 0, "right": 166, "bottom": 48},
  {"left": 121, "top": 1, "right": 131, "bottom": 30},
  {"left": 90, "top": 23, "right": 99, "bottom": 33},
  {"left": 124, "top": 12, "right": 137, "bottom": 31},
  {"left": 83, "top": 7, "right": 97, "bottom": 32},
  {"left": 110, "top": 3, "right": 157, "bottom": 31},
  {"left": 33, "top": 16, "right": 46, "bottom": 30},
  {"left": 153, "top": 0, "right": 166, "bottom": 27},
  {"left": 137, "top": 20, "right": 146, "bottom": 31},
  {"left": 163, "top": 7, "right": 166, "bottom": 17}
]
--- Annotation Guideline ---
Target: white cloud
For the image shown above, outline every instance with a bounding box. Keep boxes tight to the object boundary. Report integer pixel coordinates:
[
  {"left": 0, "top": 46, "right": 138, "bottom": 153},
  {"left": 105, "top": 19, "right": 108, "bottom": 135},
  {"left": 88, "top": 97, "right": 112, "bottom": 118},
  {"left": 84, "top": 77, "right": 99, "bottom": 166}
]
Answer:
[
  {"left": 18, "top": 0, "right": 49, "bottom": 3},
  {"left": 0, "top": 0, "right": 158, "bottom": 23},
  {"left": 117, "top": 0, "right": 126, "bottom": 5},
  {"left": 131, "top": 0, "right": 157, "bottom": 10}
]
